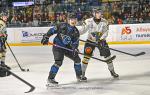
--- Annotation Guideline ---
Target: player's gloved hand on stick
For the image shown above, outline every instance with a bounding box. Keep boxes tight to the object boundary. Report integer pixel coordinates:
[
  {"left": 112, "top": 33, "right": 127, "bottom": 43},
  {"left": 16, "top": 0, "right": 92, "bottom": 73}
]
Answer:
[
  {"left": 0, "top": 34, "right": 7, "bottom": 43},
  {"left": 72, "top": 48, "right": 79, "bottom": 57},
  {"left": 98, "top": 40, "right": 106, "bottom": 49},
  {"left": 41, "top": 34, "right": 49, "bottom": 45},
  {"left": 0, "top": 64, "right": 11, "bottom": 77}
]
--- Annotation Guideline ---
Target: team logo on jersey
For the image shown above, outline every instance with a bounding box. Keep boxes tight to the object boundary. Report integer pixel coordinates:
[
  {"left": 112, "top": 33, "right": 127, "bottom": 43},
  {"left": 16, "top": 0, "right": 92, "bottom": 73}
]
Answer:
[
  {"left": 85, "top": 47, "right": 92, "bottom": 54},
  {"left": 61, "top": 34, "right": 71, "bottom": 45}
]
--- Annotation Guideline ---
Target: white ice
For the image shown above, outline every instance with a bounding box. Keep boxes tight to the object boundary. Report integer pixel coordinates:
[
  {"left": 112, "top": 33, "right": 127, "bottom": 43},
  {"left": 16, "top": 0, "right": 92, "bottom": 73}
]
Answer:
[{"left": 0, "top": 44, "right": 150, "bottom": 95}]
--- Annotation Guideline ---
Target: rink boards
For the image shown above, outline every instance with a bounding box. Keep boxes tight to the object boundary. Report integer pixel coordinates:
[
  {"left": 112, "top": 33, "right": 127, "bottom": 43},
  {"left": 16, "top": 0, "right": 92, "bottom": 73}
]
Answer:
[{"left": 6, "top": 23, "right": 150, "bottom": 46}]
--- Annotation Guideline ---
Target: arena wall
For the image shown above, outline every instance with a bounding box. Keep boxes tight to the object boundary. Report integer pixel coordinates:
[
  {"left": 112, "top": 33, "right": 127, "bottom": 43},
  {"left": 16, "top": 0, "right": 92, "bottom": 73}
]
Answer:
[{"left": 7, "top": 23, "right": 150, "bottom": 46}]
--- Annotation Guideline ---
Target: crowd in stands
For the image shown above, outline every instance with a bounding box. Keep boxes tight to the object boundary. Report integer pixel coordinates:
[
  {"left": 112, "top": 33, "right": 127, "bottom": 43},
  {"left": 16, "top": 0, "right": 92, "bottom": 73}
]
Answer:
[{"left": 0, "top": 0, "right": 150, "bottom": 27}]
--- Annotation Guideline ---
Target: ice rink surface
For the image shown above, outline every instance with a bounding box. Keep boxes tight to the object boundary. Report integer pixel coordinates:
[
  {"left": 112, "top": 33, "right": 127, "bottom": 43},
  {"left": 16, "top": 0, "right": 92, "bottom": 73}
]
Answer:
[{"left": 0, "top": 44, "right": 150, "bottom": 95}]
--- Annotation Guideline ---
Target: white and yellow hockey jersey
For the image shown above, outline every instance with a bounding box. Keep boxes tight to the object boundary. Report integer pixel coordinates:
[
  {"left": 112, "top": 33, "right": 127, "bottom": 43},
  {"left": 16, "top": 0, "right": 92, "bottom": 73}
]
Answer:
[
  {"left": 80, "top": 17, "right": 109, "bottom": 42},
  {"left": 0, "top": 19, "right": 7, "bottom": 37}
]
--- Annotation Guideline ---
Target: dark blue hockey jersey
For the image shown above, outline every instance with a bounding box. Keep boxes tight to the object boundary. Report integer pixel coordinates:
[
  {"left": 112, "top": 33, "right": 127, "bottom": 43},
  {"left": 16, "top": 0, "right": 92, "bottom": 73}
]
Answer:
[{"left": 46, "top": 22, "right": 80, "bottom": 49}]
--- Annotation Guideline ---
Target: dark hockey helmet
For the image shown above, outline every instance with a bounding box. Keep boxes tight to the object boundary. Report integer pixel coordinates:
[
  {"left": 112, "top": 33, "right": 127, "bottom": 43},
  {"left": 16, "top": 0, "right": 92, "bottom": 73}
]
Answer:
[
  {"left": 68, "top": 13, "right": 77, "bottom": 26},
  {"left": 68, "top": 13, "right": 77, "bottom": 19}
]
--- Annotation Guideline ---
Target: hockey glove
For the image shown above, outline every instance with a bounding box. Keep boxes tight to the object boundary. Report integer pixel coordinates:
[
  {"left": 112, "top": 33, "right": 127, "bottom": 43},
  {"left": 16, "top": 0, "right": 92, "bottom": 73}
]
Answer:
[
  {"left": 41, "top": 34, "right": 49, "bottom": 45},
  {"left": 0, "top": 41, "right": 5, "bottom": 52},
  {"left": 98, "top": 40, "right": 111, "bottom": 57},
  {"left": 0, "top": 35, "right": 7, "bottom": 43},
  {"left": 72, "top": 48, "right": 79, "bottom": 57},
  {"left": 0, "top": 64, "right": 11, "bottom": 77},
  {"left": 98, "top": 40, "right": 107, "bottom": 49}
]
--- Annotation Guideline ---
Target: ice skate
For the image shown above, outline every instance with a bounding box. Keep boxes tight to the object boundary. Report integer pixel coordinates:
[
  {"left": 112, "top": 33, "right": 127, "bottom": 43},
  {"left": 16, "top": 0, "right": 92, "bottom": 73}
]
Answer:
[
  {"left": 77, "top": 76, "right": 87, "bottom": 82},
  {"left": 46, "top": 78, "right": 58, "bottom": 87},
  {"left": 1, "top": 63, "right": 11, "bottom": 70},
  {"left": 80, "top": 76, "right": 87, "bottom": 82},
  {"left": 110, "top": 70, "right": 119, "bottom": 78}
]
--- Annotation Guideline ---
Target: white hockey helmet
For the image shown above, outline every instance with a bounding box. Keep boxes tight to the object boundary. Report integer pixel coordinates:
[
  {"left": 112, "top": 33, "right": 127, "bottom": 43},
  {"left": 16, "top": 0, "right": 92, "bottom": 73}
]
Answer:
[
  {"left": 92, "top": 7, "right": 102, "bottom": 17},
  {"left": 0, "top": 12, "right": 8, "bottom": 21},
  {"left": 0, "top": 12, "right": 8, "bottom": 17}
]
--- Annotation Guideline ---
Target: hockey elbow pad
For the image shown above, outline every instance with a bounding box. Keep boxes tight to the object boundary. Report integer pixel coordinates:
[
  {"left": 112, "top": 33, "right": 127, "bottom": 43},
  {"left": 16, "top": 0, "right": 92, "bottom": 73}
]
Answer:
[{"left": 41, "top": 34, "right": 49, "bottom": 45}]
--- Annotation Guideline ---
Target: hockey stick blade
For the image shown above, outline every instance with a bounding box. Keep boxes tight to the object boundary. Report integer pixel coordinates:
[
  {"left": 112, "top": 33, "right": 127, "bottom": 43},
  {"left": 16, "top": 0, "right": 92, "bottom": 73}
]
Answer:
[
  {"left": 109, "top": 48, "right": 146, "bottom": 57},
  {"left": 134, "top": 52, "right": 145, "bottom": 56},
  {"left": 3, "top": 68, "right": 35, "bottom": 93},
  {"left": 105, "top": 55, "right": 116, "bottom": 62},
  {"left": 25, "top": 86, "right": 35, "bottom": 93},
  {"left": 10, "top": 71, "right": 35, "bottom": 93},
  {"left": 21, "top": 69, "right": 25, "bottom": 71},
  {"left": 21, "top": 68, "right": 30, "bottom": 72}
]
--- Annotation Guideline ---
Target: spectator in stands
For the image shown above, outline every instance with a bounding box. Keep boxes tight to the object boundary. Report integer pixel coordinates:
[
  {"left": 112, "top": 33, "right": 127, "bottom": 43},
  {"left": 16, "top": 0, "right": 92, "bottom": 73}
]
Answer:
[
  {"left": 76, "top": 8, "right": 83, "bottom": 21},
  {"left": 3, "top": 0, "right": 150, "bottom": 27},
  {"left": 108, "top": 15, "right": 115, "bottom": 24},
  {"left": 11, "top": 15, "right": 21, "bottom": 25},
  {"left": 32, "top": 16, "right": 39, "bottom": 27},
  {"left": 117, "top": 18, "right": 123, "bottom": 24}
]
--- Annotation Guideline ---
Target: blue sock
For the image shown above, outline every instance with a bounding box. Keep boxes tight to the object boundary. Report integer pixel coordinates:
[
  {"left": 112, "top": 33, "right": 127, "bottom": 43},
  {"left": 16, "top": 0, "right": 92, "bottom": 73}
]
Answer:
[
  {"left": 74, "top": 63, "right": 82, "bottom": 76},
  {"left": 49, "top": 65, "right": 59, "bottom": 79}
]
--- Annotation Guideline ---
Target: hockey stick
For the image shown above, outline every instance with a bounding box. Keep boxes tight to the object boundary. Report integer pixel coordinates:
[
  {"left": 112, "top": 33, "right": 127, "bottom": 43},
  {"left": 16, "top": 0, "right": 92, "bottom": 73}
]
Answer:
[
  {"left": 48, "top": 42, "right": 116, "bottom": 63},
  {"left": 6, "top": 42, "right": 29, "bottom": 72},
  {"left": 79, "top": 39, "right": 145, "bottom": 57},
  {"left": 1, "top": 67, "right": 35, "bottom": 93},
  {"left": 1, "top": 25, "right": 29, "bottom": 71}
]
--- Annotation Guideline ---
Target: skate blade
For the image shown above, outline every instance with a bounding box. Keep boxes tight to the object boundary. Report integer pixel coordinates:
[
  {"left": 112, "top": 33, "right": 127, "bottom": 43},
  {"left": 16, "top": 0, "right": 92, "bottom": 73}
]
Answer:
[
  {"left": 79, "top": 80, "right": 87, "bottom": 82},
  {"left": 77, "top": 79, "right": 88, "bottom": 83},
  {"left": 111, "top": 76, "right": 120, "bottom": 80},
  {"left": 46, "top": 83, "right": 59, "bottom": 88}
]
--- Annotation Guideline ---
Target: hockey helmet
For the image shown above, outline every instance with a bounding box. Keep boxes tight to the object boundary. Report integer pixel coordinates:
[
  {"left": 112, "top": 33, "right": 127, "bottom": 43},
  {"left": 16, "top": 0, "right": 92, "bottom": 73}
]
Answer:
[
  {"left": 0, "top": 12, "right": 8, "bottom": 22},
  {"left": 0, "top": 12, "right": 8, "bottom": 18},
  {"left": 68, "top": 13, "right": 77, "bottom": 26},
  {"left": 68, "top": 13, "right": 77, "bottom": 19},
  {"left": 92, "top": 7, "right": 102, "bottom": 16}
]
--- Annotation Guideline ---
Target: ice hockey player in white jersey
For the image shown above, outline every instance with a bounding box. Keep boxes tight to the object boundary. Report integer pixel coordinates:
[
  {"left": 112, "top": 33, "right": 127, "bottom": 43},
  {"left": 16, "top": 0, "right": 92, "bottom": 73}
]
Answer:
[
  {"left": 80, "top": 8, "right": 119, "bottom": 80},
  {"left": 0, "top": 12, "right": 11, "bottom": 77}
]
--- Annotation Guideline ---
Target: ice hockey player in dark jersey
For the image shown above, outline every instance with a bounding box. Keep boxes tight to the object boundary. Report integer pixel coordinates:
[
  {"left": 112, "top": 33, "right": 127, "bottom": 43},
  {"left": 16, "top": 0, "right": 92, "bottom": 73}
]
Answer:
[{"left": 41, "top": 13, "right": 86, "bottom": 85}]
